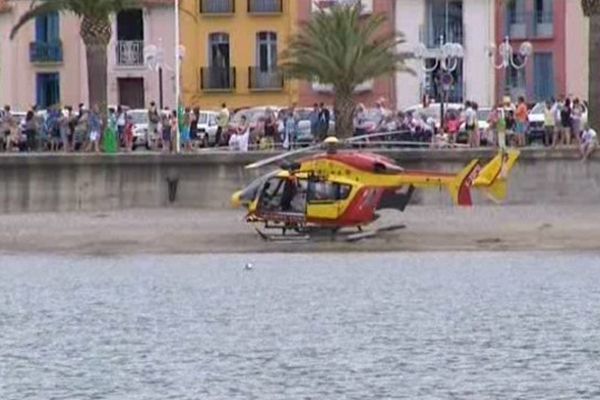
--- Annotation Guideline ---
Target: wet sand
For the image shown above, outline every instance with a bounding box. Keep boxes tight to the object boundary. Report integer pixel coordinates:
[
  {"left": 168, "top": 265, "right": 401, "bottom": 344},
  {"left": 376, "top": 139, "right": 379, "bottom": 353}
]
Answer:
[{"left": 1, "top": 205, "right": 599, "bottom": 256}]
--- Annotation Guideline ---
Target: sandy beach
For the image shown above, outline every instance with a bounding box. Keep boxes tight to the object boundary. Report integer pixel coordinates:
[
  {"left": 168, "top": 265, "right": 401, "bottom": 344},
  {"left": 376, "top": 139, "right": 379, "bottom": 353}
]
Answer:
[{"left": 0, "top": 205, "right": 599, "bottom": 255}]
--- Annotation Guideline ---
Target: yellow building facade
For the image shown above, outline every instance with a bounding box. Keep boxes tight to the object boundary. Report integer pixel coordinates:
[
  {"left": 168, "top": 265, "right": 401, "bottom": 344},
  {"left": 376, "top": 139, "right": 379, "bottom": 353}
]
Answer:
[{"left": 180, "top": 0, "right": 298, "bottom": 109}]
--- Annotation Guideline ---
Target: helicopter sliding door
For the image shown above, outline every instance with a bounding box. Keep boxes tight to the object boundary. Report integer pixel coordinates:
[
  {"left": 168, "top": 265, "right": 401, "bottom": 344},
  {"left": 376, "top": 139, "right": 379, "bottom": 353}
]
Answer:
[{"left": 257, "top": 177, "right": 307, "bottom": 217}]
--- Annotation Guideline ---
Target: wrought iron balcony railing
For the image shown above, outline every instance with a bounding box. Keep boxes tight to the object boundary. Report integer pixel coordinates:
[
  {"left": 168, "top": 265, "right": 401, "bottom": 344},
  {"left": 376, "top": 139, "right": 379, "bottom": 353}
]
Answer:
[
  {"left": 200, "top": 67, "right": 236, "bottom": 91},
  {"left": 200, "top": 0, "right": 235, "bottom": 14},
  {"left": 248, "top": 67, "right": 284, "bottom": 90},
  {"left": 29, "top": 40, "right": 63, "bottom": 63},
  {"left": 116, "top": 40, "right": 144, "bottom": 66}
]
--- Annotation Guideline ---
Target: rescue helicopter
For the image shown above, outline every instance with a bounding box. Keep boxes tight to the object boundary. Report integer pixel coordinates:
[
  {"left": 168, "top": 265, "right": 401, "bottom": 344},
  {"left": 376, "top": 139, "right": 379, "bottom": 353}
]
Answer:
[{"left": 231, "top": 133, "right": 520, "bottom": 241}]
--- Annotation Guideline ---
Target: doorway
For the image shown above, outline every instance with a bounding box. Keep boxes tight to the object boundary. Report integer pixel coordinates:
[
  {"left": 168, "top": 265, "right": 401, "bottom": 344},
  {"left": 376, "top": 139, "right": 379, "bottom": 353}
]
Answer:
[{"left": 118, "top": 78, "right": 145, "bottom": 109}]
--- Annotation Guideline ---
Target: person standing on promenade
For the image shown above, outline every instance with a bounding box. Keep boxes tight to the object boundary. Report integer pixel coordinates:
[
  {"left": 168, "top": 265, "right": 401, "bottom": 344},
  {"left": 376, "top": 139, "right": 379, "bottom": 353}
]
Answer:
[
  {"left": 159, "top": 112, "right": 170, "bottom": 153},
  {"left": 560, "top": 98, "right": 572, "bottom": 146},
  {"left": 148, "top": 101, "right": 160, "bottom": 150},
  {"left": 318, "top": 102, "right": 331, "bottom": 140},
  {"left": 23, "top": 111, "right": 37, "bottom": 152},
  {"left": 86, "top": 105, "right": 102, "bottom": 153},
  {"left": 571, "top": 98, "right": 584, "bottom": 146},
  {"left": 124, "top": 114, "right": 134, "bottom": 152},
  {"left": 59, "top": 106, "right": 73, "bottom": 152},
  {"left": 580, "top": 123, "right": 597, "bottom": 162},
  {"left": 551, "top": 97, "right": 562, "bottom": 147},
  {"left": 263, "top": 107, "right": 276, "bottom": 150},
  {"left": 180, "top": 108, "right": 192, "bottom": 152},
  {"left": 215, "top": 103, "right": 229, "bottom": 147},
  {"left": 190, "top": 107, "right": 199, "bottom": 147},
  {"left": 310, "top": 103, "right": 320, "bottom": 141},
  {"left": 0, "top": 105, "right": 13, "bottom": 152},
  {"left": 464, "top": 101, "right": 477, "bottom": 148},
  {"left": 116, "top": 106, "right": 126, "bottom": 148},
  {"left": 543, "top": 100, "right": 555, "bottom": 147},
  {"left": 514, "top": 97, "right": 528, "bottom": 147}
]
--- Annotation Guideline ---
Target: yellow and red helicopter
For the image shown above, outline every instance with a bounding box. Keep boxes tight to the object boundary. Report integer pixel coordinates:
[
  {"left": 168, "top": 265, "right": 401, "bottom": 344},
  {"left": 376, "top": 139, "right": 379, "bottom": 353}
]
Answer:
[{"left": 232, "top": 134, "right": 519, "bottom": 241}]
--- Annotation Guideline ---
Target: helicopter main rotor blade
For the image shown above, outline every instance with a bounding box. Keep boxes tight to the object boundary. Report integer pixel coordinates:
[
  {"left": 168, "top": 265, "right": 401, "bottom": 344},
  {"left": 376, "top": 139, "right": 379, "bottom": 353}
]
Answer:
[
  {"left": 244, "top": 142, "right": 323, "bottom": 170},
  {"left": 244, "top": 130, "right": 440, "bottom": 170}
]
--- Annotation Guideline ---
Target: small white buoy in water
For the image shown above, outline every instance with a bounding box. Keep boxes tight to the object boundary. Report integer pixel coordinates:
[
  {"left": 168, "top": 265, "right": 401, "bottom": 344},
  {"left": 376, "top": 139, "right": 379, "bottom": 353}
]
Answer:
[{"left": 244, "top": 263, "right": 253, "bottom": 271}]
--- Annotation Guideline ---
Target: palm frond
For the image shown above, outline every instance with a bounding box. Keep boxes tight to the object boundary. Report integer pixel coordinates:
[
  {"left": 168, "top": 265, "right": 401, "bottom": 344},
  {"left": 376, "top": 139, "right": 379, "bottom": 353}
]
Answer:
[
  {"left": 10, "top": 0, "right": 69, "bottom": 39},
  {"left": 281, "top": 4, "right": 413, "bottom": 90}
]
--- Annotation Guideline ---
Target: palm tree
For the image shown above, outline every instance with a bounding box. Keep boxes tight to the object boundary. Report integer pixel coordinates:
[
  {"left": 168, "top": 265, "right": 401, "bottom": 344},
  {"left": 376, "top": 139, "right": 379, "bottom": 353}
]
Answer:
[
  {"left": 10, "top": 0, "right": 138, "bottom": 117},
  {"left": 280, "top": 4, "right": 411, "bottom": 138},
  {"left": 582, "top": 0, "right": 600, "bottom": 130}
]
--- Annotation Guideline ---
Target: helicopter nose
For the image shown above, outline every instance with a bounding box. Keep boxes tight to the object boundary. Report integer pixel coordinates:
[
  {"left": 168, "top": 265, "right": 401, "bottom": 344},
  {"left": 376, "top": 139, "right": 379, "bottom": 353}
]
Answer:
[{"left": 231, "top": 190, "right": 243, "bottom": 208}]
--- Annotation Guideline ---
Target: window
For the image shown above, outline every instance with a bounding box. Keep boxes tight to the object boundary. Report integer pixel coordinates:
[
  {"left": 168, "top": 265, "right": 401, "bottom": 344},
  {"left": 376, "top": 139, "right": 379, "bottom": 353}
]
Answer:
[
  {"left": 35, "top": 12, "right": 59, "bottom": 43},
  {"left": 425, "top": 0, "right": 463, "bottom": 47},
  {"left": 256, "top": 32, "right": 277, "bottom": 72},
  {"left": 200, "top": 0, "right": 235, "bottom": 14},
  {"left": 506, "top": 0, "right": 526, "bottom": 38},
  {"left": 248, "top": 0, "right": 282, "bottom": 13},
  {"left": 308, "top": 181, "right": 352, "bottom": 202},
  {"left": 533, "top": 53, "right": 554, "bottom": 101},
  {"left": 209, "top": 33, "right": 230, "bottom": 68},
  {"left": 534, "top": 0, "right": 553, "bottom": 37},
  {"left": 36, "top": 73, "right": 60, "bottom": 109}
]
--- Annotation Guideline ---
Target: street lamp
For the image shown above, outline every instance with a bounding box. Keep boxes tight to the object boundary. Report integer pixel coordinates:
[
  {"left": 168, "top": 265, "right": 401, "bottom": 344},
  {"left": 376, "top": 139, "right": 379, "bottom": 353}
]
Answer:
[
  {"left": 488, "top": 36, "right": 533, "bottom": 96},
  {"left": 144, "top": 39, "right": 166, "bottom": 110},
  {"left": 414, "top": 35, "right": 464, "bottom": 130}
]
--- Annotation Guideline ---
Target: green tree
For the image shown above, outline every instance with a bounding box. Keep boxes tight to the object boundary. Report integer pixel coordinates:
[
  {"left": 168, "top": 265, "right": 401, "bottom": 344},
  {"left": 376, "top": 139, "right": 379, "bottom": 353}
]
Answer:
[
  {"left": 280, "top": 4, "right": 411, "bottom": 138},
  {"left": 10, "top": 0, "right": 138, "bottom": 117},
  {"left": 582, "top": 0, "right": 600, "bottom": 130}
]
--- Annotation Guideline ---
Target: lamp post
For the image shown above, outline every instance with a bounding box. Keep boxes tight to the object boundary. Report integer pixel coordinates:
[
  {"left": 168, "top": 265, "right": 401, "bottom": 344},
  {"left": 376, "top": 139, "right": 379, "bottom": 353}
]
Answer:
[
  {"left": 144, "top": 39, "right": 166, "bottom": 110},
  {"left": 488, "top": 36, "right": 533, "bottom": 98},
  {"left": 414, "top": 36, "right": 464, "bottom": 130}
]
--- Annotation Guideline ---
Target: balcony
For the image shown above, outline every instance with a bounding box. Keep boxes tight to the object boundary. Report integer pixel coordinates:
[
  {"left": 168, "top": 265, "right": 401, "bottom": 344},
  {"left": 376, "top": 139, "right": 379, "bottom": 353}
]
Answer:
[
  {"left": 200, "top": 0, "right": 235, "bottom": 14},
  {"left": 248, "top": 0, "right": 282, "bottom": 14},
  {"left": 116, "top": 41, "right": 144, "bottom": 67},
  {"left": 200, "top": 67, "right": 236, "bottom": 91},
  {"left": 29, "top": 41, "right": 63, "bottom": 63},
  {"left": 311, "top": 0, "right": 373, "bottom": 15},
  {"left": 248, "top": 67, "right": 283, "bottom": 90},
  {"left": 505, "top": 11, "right": 554, "bottom": 39}
]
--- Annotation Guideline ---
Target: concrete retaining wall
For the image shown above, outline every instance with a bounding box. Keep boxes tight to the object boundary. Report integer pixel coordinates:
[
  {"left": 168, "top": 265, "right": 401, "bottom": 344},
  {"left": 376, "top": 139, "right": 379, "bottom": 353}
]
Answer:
[{"left": 0, "top": 149, "right": 598, "bottom": 213}]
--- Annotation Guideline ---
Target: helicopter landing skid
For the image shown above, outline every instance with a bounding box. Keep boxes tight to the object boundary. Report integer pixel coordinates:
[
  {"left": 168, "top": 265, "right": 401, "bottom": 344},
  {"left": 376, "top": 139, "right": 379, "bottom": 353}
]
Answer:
[
  {"left": 345, "top": 224, "right": 406, "bottom": 242},
  {"left": 254, "top": 224, "right": 406, "bottom": 243}
]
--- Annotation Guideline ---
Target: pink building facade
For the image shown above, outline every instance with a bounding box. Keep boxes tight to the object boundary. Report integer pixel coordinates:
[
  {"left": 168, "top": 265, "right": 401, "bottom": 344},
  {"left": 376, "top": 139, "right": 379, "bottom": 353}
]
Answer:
[
  {"left": 0, "top": 0, "right": 174, "bottom": 111},
  {"left": 295, "top": 0, "right": 396, "bottom": 109},
  {"left": 494, "top": 0, "right": 588, "bottom": 103}
]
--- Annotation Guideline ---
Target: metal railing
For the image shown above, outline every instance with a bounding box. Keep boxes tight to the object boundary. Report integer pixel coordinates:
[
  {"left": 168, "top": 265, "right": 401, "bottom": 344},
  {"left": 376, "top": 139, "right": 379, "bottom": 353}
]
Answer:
[
  {"left": 248, "top": 67, "right": 284, "bottom": 90},
  {"left": 200, "top": 67, "right": 236, "bottom": 90},
  {"left": 200, "top": 0, "right": 235, "bottom": 14},
  {"left": 505, "top": 11, "right": 554, "bottom": 39},
  {"left": 248, "top": 0, "right": 282, "bottom": 13},
  {"left": 116, "top": 40, "right": 144, "bottom": 66},
  {"left": 29, "top": 41, "right": 63, "bottom": 63},
  {"left": 420, "top": 22, "right": 464, "bottom": 48}
]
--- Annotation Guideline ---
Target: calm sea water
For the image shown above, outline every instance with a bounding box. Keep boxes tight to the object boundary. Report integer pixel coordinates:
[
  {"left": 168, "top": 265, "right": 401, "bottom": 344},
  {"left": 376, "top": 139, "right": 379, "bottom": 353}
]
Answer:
[{"left": 1, "top": 252, "right": 600, "bottom": 399}]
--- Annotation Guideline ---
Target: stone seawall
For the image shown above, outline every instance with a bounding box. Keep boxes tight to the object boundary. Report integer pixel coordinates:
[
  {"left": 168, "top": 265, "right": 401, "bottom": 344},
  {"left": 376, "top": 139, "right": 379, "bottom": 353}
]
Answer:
[{"left": 0, "top": 149, "right": 598, "bottom": 213}]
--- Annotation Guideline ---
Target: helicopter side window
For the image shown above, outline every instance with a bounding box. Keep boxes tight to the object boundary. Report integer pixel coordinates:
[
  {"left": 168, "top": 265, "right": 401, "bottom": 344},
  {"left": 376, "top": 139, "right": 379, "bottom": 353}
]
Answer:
[{"left": 308, "top": 181, "right": 352, "bottom": 203}]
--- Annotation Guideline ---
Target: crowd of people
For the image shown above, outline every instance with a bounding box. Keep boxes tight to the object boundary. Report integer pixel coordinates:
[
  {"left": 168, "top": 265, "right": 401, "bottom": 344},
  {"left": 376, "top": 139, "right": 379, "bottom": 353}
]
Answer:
[{"left": 1, "top": 96, "right": 597, "bottom": 160}]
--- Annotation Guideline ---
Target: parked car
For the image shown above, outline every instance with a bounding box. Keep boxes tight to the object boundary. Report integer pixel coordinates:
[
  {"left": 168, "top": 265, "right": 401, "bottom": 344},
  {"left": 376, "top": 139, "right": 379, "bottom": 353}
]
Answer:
[
  {"left": 196, "top": 110, "right": 219, "bottom": 147},
  {"left": 127, "top": 109, "right": 149, "bottom": 149}
]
